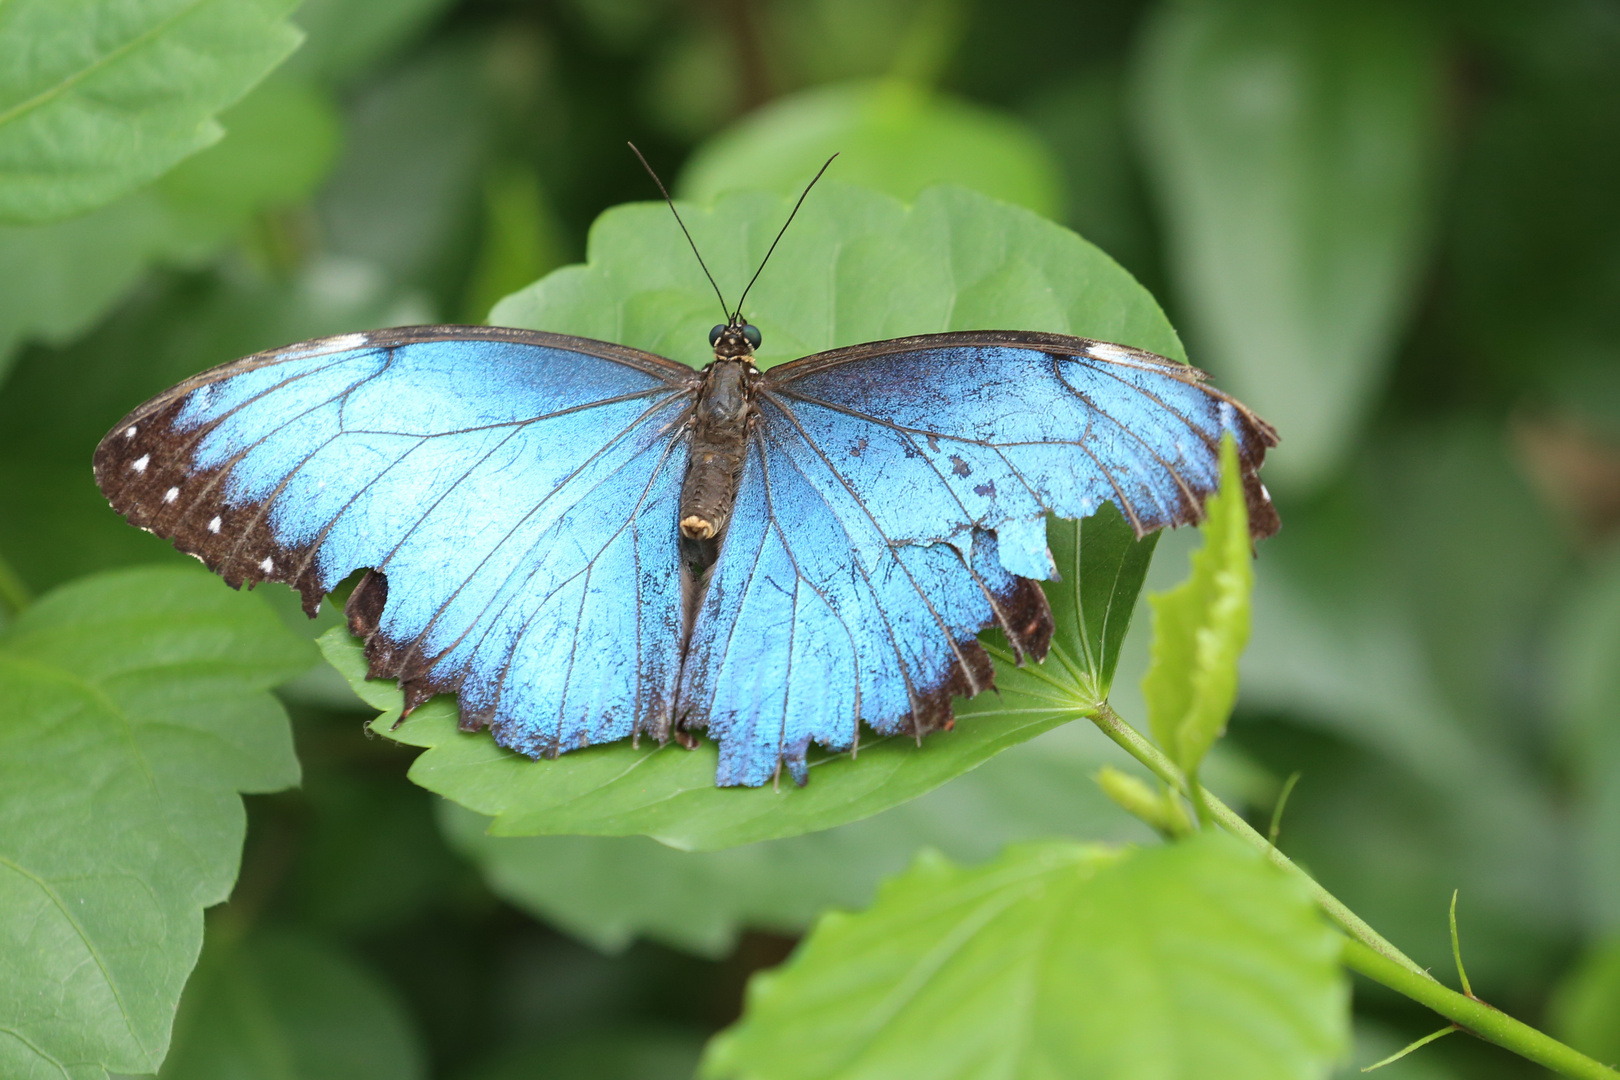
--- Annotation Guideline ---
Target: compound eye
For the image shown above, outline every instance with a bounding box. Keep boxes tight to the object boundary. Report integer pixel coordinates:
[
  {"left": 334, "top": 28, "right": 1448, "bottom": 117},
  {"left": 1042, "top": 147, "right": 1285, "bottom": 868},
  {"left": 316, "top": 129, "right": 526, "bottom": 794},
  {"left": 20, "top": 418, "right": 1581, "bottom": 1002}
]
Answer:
[
  {"left": 709, "top": 324, "right": 726, "bottom": 347},
  {"left": 741, "top": 323, "right": 762, "bottom": 350}
]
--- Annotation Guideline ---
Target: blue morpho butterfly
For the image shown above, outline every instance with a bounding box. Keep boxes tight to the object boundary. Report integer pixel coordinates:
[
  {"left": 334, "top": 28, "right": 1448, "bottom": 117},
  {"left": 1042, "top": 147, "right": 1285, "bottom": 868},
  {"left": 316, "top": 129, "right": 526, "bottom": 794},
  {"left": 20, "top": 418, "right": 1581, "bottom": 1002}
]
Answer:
[{"left": 94, "top": 155, "right": 1278, "bottom": 788}]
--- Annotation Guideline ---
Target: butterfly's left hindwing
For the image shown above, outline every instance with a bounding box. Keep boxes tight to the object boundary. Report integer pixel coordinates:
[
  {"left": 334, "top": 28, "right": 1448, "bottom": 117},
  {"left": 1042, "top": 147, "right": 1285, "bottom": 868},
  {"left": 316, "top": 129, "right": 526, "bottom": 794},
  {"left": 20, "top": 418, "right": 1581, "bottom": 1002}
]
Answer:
[{"left": 95, "top": 327, "right": 699, "bottom": 754}]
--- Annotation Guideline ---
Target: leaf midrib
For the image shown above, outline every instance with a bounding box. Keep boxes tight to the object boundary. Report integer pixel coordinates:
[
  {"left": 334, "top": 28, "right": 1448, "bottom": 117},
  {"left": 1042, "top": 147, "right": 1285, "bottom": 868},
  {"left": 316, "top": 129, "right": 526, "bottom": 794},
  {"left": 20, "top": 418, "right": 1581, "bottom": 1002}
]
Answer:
[{"left": 0, "top": 0, "right": 216, "bottom": 134}]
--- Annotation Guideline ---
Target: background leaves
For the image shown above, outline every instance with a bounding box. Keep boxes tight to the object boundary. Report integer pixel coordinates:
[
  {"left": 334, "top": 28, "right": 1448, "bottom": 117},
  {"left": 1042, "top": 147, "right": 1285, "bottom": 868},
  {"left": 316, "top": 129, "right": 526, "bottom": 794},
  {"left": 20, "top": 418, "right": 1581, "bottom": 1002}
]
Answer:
[
  {"left": 0, "top": 569, "right": 312, "bottom": 1077},
  {"left": 0, "top": 0, "right": 305, "bottom": 223},
  {"left": 159, "top": 928, "right": 426, "bottom": 1080},
  {"left": 1133, "top": 0, "right": 1443, "bottom": 490}
]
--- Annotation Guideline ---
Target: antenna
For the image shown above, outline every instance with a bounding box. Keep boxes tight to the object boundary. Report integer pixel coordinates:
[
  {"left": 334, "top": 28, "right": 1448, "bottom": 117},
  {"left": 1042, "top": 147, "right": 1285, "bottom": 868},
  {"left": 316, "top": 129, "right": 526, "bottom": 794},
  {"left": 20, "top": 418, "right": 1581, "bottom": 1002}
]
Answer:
[
  {"left": 732, "top": 153, "right": 837, "bottom": 321},
  {"left": 628, "top": 142, "right": 730, "bottom": 323}
]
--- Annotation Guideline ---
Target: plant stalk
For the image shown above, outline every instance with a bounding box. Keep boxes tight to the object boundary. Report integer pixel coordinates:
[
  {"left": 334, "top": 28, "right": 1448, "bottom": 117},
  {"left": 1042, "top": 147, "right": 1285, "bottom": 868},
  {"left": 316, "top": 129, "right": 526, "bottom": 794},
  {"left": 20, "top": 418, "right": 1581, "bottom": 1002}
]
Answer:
[
  {"left": 1088, "top": 702, "right": 1617, "bottom": 1078},
  {"left": 1343, "top": 940, "right": 1616, "bottom": 1079},
  {"left": 1090, "top": 702, "right": 1424, "bottom": 975}
]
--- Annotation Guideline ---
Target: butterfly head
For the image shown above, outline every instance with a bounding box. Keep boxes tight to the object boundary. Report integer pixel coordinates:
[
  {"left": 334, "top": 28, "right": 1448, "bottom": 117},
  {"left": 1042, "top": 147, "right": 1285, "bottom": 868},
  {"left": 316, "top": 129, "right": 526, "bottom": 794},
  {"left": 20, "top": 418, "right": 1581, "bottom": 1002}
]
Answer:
[{"left": 710, "top": 320, "right": 761, "bottom": 360}]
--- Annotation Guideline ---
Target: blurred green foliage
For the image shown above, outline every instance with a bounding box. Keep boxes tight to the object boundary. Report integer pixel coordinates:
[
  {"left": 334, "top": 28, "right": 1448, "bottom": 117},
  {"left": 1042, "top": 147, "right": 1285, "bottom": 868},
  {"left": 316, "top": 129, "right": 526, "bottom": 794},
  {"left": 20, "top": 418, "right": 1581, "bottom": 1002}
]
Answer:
[{"left": 1, "top": 0, "right": 1617, "bottom": 1076}]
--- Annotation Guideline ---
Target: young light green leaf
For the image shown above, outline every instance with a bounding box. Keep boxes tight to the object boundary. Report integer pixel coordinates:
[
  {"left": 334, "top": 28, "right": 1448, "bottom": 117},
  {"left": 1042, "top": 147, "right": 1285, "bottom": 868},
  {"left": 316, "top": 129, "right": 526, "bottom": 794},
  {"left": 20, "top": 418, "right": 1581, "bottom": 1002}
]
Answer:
[
  {"left": 160, "top": 929, "right": 425, "bottom": 1080},
  {"left": 1142, "top": 436, "right": 1253, "bottom": 779},
  {"left": 0, "top": 568, "right": 314, "bottom": 1079},
  {"left": 1133, "top": 0, "right": 1443, "bottom": 489},
  {"left": 435, "top": 726, "right": 1151, "bottom": 957},
  {"left": 674, "top": 80, "right": 1063, "bottom": 219},
  {"left": 703, "top": 833, "right": 1348, "bottom": 1080},
  {"left": 0, "top": 0, "right": 305, "bottom": 223}
]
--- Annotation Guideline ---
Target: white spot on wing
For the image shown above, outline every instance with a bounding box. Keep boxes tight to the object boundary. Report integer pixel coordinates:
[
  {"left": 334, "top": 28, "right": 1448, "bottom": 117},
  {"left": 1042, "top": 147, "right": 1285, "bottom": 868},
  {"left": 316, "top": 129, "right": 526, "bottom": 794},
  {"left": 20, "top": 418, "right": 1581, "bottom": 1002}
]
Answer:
[
  {"left": 325, "top": 332, "right": 369, "bottom": 351},
  {"left": 208, "top": 516, "right": 221, "bottom": 533},
  {"left": 125, "top": 426, "right": 137, "bottom": 439},
  {"left": 163, "top": 487, "right": 178, "bottom": 503},
  {"left": 1260, "top": 483, "right": 1271, "bottom": 502},
  {"left": 132, "top": 454, "right": 149, "bottom": 473},
  {"left": 260, "top": 557, "right": 274, "bottom": 573}
]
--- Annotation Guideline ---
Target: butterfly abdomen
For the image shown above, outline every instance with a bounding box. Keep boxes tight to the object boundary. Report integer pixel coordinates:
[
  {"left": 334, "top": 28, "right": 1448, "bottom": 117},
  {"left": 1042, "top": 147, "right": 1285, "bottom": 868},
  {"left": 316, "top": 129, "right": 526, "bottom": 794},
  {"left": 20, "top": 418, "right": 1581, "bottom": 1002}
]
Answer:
[{"left": 679, "top": 359, "right": 757, "bottom": 541}]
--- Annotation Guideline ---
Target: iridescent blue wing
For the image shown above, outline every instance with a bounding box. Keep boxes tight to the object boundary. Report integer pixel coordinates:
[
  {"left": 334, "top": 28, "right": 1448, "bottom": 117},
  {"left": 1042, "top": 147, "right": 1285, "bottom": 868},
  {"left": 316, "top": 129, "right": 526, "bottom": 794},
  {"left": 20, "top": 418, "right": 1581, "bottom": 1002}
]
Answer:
[
  {"left": 95, "top": 326, "right": 700, "bottom": 755},
  {"left": 677, "top": 331, "right": 1277, "bottom": 786}
]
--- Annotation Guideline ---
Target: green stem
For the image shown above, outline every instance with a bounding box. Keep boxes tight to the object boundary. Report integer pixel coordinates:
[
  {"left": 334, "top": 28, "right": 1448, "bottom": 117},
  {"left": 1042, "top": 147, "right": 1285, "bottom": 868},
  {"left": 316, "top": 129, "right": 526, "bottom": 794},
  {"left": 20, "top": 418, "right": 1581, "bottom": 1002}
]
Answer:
[
  {"left": 1090, "top": 702, "right": 1424, "bottom": 975},
  {"left": 1089, "top": 702, "right": 1618, "bottom": 1078},
  {"left": 1344, "top": 940, "right": 1617, "bottom": 1079},
  {"left": 0, "top": 549, "right": 31, "bottom": 616}
]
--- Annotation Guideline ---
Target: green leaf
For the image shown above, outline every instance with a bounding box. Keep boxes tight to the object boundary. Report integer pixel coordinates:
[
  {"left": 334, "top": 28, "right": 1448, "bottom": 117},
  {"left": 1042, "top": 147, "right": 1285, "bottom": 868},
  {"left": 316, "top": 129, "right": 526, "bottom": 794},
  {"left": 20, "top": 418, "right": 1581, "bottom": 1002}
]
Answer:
[
  {"left": 0, "top": 0, "right": 305, "bottom": 224},
  {"left": 159, "top": 928, "right": 425, "bottom": 1080},
  {"left": 1142, "top": 437, "right": 1253, "bottom": 779},
  {"left": 436, "top": 725, "right": 1152, "bottom": 957},
  {"left": 0, "top": 75, "right": 342, "bottom": 382},
  {"left": 493, "top": 182, "right": 1182, "bottom": 371},
  {"left": 675, "top": 80, "right": 1063, "bottom": 219},
  {"left": 703, "top": 833, "right": 1349, "bottom": 1080},
  {"left": 327, "top": 627, "right": 1077, "bottom": 851},
  {"left": 0, "top": 568, "right": 314, "bottom": 1078},
  {"left": 1133, "top": 0, "right": 1443, "bottom": 488}
]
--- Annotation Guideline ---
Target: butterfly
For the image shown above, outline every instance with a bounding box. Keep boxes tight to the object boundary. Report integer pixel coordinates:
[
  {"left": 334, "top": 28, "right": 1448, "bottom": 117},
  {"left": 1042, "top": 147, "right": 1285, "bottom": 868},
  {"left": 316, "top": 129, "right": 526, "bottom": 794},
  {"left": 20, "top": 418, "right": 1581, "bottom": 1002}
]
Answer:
[{"left": 94, "top": 163, "right": 1278, "bottom": 789}]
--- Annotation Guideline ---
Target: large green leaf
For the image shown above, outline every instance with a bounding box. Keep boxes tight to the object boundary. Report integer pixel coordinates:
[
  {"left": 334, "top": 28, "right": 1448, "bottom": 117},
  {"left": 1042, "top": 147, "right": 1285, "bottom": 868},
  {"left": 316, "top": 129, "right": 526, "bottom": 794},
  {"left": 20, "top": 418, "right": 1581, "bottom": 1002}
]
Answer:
[
  {"left": 347, "top": 183, "right": 1176, "bottom": 847},
  {"left": 0, "top": 0, "right": 304, "bottom": 223},
  {"left": 703, "top": 833, "right": 1349, "bottom": 1080},
  {"left": 159, "top": 928, "right": 425, "bottom": 1080},
  {"left": 0, "top": 75, "right": 341, "bottom": 381},
  {"left": 1142, "top": 437, "right": 1252, "bottom": 779},
  {"left": 436, "top": 723, "right": 1151, "bottom": 957},
  {"left": 676, "top": 80, "right": 1063, "bottom": 219},
  {"left": 492, "top": 182, "right": 1182, "bottom": 370},
  {"left": 1133, "top": 0, "right": 1443, "bottom": 489},
  {"left": 0, "top": 568, "right": 314, "bottom": 1078}
]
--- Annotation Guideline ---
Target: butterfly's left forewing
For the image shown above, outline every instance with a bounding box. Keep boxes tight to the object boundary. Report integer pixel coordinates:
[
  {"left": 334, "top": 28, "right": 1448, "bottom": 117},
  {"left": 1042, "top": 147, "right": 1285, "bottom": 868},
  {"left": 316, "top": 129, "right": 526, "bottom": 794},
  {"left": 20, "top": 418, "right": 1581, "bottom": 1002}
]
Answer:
[{"left": 96, "top": 326, "right": 700, "bottom": 754}]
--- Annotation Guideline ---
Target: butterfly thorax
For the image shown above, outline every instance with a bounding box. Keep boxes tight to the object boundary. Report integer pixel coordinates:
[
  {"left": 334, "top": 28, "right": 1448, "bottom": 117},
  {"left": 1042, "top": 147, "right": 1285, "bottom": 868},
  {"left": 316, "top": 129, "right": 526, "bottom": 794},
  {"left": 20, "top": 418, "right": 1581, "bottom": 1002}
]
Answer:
[{"left": 680, "top": 356, "right": 759, "bottom": 541}]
